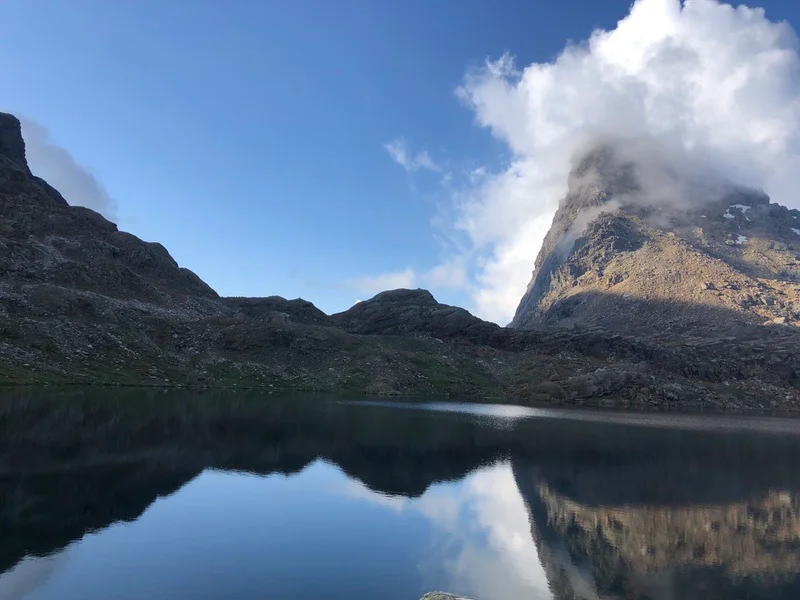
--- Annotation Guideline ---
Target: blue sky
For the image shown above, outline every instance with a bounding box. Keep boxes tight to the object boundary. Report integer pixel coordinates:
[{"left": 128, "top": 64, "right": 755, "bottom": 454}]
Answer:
[{"left": 2, "top": 0, "right": 800, "bottom": 322}]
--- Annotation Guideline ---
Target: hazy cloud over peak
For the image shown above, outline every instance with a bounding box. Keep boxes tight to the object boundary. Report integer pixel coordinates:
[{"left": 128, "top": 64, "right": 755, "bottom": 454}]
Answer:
[
  {"left": 443, "top": 0, "right": 800, "bottom": 324},
  {"left": 19, "top": 117, "right": 117, "bottom": 220}
]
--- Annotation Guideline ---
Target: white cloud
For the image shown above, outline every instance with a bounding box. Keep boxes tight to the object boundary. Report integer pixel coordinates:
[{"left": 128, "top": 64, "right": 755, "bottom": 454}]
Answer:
[
  {"left": 19, "top": 116, "right": 117, "bottom": 220},
  {"left": 335, "top": 462, "right": 550, "bottom": 599},
  {"left": 441, "top": 0, "right": 800, "bottom": 324},
  {"left": 385, "top": 137, "right": 441, "bottom": 172},
  {"left": 0, "top": 553, "right": 69, "bottom": 600},
  {"left": 469, "top": 166, "right": 487, "bottom": 184},
  {"left": 348, "top": 260, "right": 468, "bottom": 301},
  {"left": 421, "top": 258, "right": 468, "bottom": 289},
  {"left": 350, "top": 267, "right": 417, "bottom": 296}
]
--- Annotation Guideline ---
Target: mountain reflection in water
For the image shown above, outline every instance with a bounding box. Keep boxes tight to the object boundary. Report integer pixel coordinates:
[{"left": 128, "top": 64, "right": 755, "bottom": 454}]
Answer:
[{"left": 1, "top": 389, "right": 800, "bottom": 600}]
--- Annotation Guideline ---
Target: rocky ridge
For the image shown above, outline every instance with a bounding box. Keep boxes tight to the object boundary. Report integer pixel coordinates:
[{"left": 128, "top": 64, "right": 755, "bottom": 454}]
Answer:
[{"left": 0, "top": 113, "right": 798, "bottom": 409}]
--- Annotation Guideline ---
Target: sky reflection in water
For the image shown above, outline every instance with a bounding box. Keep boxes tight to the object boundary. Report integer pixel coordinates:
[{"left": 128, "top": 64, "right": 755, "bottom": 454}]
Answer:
[{"left": 1, "top": 391, "right": 799, "bottom": 600}]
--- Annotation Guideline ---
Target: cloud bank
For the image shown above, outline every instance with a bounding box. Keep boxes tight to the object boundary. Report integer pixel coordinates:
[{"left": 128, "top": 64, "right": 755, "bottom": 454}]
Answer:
[
  {"left": 444, "top": 0, "right": 800, "bottom": 324},
  {"left": 19, "top": 117, "right": 117, "bottom": 220}
]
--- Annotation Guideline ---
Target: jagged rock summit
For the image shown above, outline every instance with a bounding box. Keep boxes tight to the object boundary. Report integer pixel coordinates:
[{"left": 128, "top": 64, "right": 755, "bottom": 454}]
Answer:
[
  {"left": 511, "top": 141, "right": 800, "bottom": 337},
  {"left": 0, "top": 112, "right": 31, "bottom": 175}
]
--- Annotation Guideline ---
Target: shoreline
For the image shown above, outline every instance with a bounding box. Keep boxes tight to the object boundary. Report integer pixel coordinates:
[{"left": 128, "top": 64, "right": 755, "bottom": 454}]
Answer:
[{"left": 2, "top": 382, "right": 799, "bottom": 419}]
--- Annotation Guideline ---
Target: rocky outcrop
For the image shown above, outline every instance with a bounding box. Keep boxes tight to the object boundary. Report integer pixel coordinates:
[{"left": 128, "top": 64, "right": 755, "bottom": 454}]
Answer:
[
  {"left": 225, "top": 296, "right": 331, "bottom": 326},
  {"left": 511, "top": 141, "right": 800, "bottom": 337},
  {"left": 0, "top": 113, "right": 30, "bottom": 175},
  {"left": 333, "top": 289, "right": 526, "bottom": 349}
]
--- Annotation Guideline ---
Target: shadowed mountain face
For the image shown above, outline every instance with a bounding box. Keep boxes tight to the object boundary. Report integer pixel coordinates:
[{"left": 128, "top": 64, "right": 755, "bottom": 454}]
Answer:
[
  {"left": 511, "top": 140, "right": 800, "bottom": 336},
  {"left": 2, "top": 389, "right": 800, "bottom": 600},
  {"left": 0, "top": 112, "right": 525, "bottom": 398}
]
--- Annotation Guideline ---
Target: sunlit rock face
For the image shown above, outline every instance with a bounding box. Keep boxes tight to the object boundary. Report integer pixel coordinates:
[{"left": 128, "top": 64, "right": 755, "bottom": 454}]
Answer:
[{"left": 511, "top": 139, "right": 800, "bottom": 336}]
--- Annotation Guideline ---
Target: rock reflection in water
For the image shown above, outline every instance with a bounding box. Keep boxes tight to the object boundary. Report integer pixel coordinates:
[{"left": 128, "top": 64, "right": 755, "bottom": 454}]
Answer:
[
  {"left": 0, "top": 389, "right": 799, "bottom": 599},
  {"left": 512, "top": 418, "right": 800, "bottom": 600}
]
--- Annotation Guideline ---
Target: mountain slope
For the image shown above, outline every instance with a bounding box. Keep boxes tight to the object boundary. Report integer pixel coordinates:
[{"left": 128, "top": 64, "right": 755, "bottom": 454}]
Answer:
[
  {"left": 0, "top": 113, "right": 797, "bottom": 409},
  {"left": 0, "top": 115, "right": 217, "bottom": 306},
  {"left": 511, "top": 142, "right": 800, "bottom": 337}
]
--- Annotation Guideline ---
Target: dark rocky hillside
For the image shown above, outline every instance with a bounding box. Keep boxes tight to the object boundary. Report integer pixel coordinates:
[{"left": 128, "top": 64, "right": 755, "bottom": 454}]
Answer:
[{"left": 0, "top": 113, "right": 798, "bottom": 409}]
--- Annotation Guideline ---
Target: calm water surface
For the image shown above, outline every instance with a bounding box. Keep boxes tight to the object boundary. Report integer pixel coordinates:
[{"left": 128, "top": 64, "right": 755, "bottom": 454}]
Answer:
[{"left": 1, "top": 390, "right": 800, "bottom": 600}]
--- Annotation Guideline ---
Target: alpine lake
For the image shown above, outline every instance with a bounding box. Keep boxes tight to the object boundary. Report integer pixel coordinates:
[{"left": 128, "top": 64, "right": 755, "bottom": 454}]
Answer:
[{"left": 2, "top": 389, "right": 799, "bottom": 600}]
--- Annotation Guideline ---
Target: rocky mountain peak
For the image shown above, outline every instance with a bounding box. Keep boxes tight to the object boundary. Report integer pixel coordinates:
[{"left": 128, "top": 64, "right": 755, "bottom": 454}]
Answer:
[
  {"left": 0, "top": 112, "right": 31, "bottom": 175},
  {"left": 511, "top": 140, "right": 800, "bottom": 334},
  {"left": 0, "top": 111, "right": 218, "bottom": 305},
  {"left": 566, "top": 141, "right": 639, "bottom": 199},
  {"left": 367, "top": 288, "right": 439, "bottom": 306}
]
